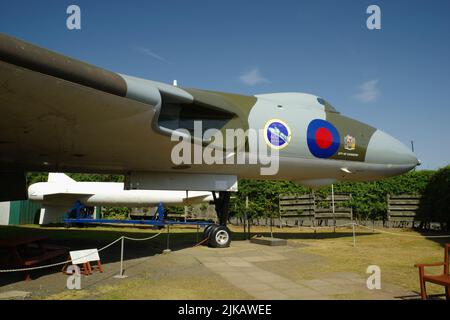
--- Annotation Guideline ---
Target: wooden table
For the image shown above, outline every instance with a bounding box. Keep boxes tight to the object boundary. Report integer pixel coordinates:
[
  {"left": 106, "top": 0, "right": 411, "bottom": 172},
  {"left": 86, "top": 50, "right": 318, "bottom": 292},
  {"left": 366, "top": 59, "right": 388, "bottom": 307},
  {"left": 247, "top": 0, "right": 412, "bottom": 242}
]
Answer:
[{"left": 0, "top": 236, "right": 69, "bottom": 280}]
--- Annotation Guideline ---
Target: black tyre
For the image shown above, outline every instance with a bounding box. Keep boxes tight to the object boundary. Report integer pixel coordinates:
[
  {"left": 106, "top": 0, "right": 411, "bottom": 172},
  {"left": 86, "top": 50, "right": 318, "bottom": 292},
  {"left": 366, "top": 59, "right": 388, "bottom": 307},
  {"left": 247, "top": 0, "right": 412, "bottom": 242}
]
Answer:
[
  {"left": 208, "top": 225, "right": 231, "bottom": 248},
  {"left": 203, "top": 224, "right": 215, "bottom": 240}
]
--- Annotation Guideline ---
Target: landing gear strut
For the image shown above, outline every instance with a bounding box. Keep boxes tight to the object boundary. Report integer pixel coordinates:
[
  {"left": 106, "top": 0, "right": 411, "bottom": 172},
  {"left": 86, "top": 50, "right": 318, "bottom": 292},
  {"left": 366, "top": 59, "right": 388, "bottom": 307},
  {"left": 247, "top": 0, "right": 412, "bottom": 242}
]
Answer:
[
  {"left": 204, "top": 191, "right": 231, "bottom": 248},
  {"left": 212, "top": 191, "right": 231, "bottom": 226}
]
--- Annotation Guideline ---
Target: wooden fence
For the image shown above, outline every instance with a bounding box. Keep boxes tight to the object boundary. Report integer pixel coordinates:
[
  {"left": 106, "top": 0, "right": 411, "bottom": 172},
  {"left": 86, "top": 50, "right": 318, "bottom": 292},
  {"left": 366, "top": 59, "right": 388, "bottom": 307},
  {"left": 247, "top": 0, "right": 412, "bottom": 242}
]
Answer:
[
  {"left": 315, "top": 194, "right": 353, "bottom": 226},
  {"left": 278, "top": 193, "right": 353, "bottom": 227},
  {"left": 387, "top": 194, "right": 422, "bottom": 227},
  {"left": 279, "top": 193, "right": 315, "bottom": 226}
]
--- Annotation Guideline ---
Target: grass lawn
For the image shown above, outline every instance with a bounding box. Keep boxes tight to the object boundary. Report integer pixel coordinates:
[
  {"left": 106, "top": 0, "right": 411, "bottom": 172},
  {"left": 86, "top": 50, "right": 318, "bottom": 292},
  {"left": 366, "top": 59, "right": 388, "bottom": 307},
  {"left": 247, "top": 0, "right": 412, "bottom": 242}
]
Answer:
[
  {"left": 245, "top": 225, "right": 449, "bottom": 297},
  {"left": 46, "top": 272, "right": 253, "bottom": 300}
]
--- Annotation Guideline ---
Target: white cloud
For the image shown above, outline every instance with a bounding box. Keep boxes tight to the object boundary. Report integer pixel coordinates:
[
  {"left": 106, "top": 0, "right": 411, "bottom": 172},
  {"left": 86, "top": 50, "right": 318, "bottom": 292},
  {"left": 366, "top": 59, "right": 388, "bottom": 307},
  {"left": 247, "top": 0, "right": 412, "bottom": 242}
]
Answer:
[
  {"left": 134, "top": 46, "right": 169, "bottom": 63},
  {"left": 239, "top": 68, "right": 270, "bottom": 86},
  {"left": 354, "top": 79, "right": 380, "bottom": 103}
]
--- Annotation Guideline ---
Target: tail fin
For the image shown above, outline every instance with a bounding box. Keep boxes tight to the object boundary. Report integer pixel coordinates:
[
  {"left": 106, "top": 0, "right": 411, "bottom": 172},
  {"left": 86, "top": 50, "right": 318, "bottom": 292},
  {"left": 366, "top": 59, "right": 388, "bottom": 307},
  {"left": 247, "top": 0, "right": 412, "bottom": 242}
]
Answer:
[{"left": 48, "top": 173, "right": 76, "bottom": 184}]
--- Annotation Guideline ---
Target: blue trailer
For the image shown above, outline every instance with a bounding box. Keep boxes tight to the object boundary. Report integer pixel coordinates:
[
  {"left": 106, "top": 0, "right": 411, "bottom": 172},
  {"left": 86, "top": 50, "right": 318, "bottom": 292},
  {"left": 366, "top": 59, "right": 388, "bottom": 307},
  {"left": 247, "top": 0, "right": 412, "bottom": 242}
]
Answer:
[
  {"left": 64, "top": 201, "right": 213, "bottom": 227},
  {"left": 63, "top": 201, "right": 231, "bottom": 248}
]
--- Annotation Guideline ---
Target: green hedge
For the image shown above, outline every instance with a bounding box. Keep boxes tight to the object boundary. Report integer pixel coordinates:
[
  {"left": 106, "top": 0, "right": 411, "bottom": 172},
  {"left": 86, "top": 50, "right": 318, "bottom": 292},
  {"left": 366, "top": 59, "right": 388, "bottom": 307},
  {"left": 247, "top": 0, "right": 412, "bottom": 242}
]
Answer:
[{"left": 418, "top": 166, "right": 450, "bottom": 227}]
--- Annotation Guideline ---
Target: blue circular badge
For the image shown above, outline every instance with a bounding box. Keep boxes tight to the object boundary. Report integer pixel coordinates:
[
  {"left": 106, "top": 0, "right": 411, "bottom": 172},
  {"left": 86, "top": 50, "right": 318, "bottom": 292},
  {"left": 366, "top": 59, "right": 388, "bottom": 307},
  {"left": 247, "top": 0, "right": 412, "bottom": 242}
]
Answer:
[
  {"left": 307, "top": 119, "right": 340, "bottom": 158},
  {"left": 264, "top": 119, "right": 292, "bottom": 149}
]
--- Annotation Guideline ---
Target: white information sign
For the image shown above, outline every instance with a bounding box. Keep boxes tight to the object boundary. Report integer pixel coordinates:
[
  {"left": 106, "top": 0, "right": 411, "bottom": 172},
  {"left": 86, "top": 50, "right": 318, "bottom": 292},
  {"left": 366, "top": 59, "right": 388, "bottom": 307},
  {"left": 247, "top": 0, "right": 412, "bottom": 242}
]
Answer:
[{"left": 69, "top": 249, "right": 100, "bottom": 264}]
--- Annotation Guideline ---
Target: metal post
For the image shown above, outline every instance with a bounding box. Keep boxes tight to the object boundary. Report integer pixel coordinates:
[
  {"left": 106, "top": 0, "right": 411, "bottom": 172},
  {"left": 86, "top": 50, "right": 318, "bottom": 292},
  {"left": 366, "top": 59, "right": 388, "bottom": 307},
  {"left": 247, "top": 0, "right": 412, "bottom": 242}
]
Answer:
[
  {"left": 120, "top": 236, "right": 124, "bottom": 274},
  {"left": 184, "top": 190, "right": 188, "bottom": 223},
  {"left": 311, "top": 189, "right": 316, "bottom": 230},
  {"left": 278, "top": 194, "right": 282, "bottom": 230},
  {"left": 352, "top": 223, "right": 356, "bottom": 247},
  {"left": 163, "top": 224, "right": 171, "bottom": 254},
  {"left": 245, "top": 196, "right": 249, "bottom": 240},
  {"left": 332, "top": 184, "right": 336, "bottom": 233},
  {"left": 243, "top": 214, "right": 247, "bottom": 240},
  {"left": 270, "top": 216, "right": 273, "bottom": 238},
  {"left": 196, "top": 224, "right": 199, "bottom": 243},
  {"left": 114, "top": 236, "right": 128, "bottom": 278}
]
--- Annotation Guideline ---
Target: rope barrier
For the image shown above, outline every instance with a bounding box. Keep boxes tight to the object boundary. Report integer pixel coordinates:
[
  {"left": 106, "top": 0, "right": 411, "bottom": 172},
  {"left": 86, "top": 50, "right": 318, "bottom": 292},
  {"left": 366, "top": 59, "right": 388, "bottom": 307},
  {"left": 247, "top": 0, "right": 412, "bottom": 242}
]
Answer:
[
  {"left": 355, "top": 223, "right": 450, "bottom": 238},
  {"left": 280, "top": 222, "right": 355, "bottom": 229},
  {"left": 122, "top": 232, "right": 162, "bottom": 241},
  {"left": 279, "top": 221, "right": 450, "bottom": 238},
  {"left": 0, "top": 232, "right": 163, "bottom": 273},
  {"left": 193, "top": 237, "right": 209, "bottom": 247},
  {"left": 97, "top": 236, "right": 126, "bottom": 252},
  {"left": 0, "top": 259, "right": 71, "bottom": 273},
  {"left": 309, "top": 222, "right": 356, "bottom": 229}
]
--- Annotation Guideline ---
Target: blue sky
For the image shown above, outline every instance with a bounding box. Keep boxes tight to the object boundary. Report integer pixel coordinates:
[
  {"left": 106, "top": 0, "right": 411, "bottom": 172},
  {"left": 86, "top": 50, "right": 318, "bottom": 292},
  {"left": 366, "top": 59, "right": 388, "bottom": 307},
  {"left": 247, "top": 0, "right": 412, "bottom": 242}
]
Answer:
[{"left": 1, "top": 0, "right": 449, "bottom": 170}]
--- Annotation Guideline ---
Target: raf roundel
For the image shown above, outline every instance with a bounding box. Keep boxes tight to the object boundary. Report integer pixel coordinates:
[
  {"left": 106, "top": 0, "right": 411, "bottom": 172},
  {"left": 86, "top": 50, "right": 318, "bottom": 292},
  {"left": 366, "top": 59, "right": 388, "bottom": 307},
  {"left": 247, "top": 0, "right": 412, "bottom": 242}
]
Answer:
[
  {"left": 264, "top": 119, "right": 292, "bottom": 150},
  {"left": 307, "top": 119, "right": 340, "bottom": 158}
]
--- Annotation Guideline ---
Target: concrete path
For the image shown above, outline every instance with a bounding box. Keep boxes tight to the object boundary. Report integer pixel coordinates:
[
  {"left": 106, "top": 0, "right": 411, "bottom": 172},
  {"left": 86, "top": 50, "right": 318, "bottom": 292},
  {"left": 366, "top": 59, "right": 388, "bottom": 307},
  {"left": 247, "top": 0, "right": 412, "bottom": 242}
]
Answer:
[{"left": 181, "top": 241, "right": 413, "bottom": 300}]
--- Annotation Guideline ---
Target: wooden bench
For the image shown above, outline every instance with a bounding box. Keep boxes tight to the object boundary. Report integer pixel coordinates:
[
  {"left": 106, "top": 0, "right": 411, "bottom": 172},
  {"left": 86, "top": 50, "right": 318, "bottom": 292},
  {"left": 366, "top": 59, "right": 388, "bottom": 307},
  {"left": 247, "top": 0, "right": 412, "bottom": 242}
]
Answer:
[
  {"left": 415, "top": 243, "right": 450, "bottom": 300},
  {"left": 23, "top": 249, "right": 68, "bottom": 267}
]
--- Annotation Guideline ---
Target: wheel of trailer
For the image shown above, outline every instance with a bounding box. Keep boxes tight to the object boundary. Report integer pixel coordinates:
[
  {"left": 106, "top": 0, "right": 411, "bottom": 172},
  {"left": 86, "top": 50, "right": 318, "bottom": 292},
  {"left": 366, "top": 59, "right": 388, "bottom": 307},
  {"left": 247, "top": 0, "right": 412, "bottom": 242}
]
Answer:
[
  {"left": 208, "top": 225, "right": 231, "bottom": 248},
  {"left": 203, "top": 224, "right": 215, "bottom": 240}
]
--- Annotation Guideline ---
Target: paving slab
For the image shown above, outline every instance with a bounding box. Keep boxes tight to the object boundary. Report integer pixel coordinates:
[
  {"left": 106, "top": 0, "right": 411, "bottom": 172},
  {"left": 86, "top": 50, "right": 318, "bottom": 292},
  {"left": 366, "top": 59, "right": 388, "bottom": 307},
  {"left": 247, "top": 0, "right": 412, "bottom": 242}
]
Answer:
[
  {"left": 225, "top": 260, "right": 253, "bottom": 268},
  {"left": 282, "top": 287, "right": 325, "bottom": 299},
  {"left": 242, "top": 256, "right": 270, "bottom": 262},
  {"left": 250, "top": 237, "right": 287, "bottom": 246},
  {"left": 193, "top": 241, "right": 414, "bottom": 300},
  {"left": 252, "top": 290, "right": 289, "bottom": 300}
]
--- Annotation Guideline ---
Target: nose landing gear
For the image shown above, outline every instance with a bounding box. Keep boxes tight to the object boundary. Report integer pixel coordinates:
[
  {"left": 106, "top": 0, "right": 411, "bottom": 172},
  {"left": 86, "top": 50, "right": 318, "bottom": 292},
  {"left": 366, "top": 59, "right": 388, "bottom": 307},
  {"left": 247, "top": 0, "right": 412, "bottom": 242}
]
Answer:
[
  {"left": 204, "top": 225, "right": 231, "bottom": 248},
  {"left": 204, "top": 191, "right": 232, "bottom": 248}
]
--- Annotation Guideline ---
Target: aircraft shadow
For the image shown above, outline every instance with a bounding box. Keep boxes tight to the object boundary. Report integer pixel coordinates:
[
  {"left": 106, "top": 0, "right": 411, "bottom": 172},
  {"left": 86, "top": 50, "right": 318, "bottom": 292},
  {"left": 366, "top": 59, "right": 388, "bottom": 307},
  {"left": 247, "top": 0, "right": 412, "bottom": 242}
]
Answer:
[{"left": 0, "top": 225, "right": 199, "bottom": 286}]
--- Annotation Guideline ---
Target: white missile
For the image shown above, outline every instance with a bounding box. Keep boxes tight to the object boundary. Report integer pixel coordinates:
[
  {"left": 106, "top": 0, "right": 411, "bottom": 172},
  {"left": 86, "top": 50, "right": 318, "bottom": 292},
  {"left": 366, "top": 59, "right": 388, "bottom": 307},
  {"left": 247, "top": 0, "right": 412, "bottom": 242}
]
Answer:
[{"left": 29, "top": 173, "right": 213, "bottom": 224}]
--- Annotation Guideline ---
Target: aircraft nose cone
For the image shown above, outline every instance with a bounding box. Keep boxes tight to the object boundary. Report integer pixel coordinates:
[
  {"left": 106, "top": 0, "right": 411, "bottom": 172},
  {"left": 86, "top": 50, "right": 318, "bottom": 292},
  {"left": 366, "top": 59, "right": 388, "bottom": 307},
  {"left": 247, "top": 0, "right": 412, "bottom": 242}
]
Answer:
[{"left": 365, "top": 130, "right": 419, "bottom": 171}]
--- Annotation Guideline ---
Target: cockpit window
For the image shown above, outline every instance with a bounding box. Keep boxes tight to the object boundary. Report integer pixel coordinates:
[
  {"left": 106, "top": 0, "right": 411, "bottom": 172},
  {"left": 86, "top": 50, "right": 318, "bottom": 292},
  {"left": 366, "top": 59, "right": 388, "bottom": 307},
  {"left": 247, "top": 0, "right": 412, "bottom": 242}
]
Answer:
[{"left": 317, "top": 97, "right": 339, "bottom": 113}]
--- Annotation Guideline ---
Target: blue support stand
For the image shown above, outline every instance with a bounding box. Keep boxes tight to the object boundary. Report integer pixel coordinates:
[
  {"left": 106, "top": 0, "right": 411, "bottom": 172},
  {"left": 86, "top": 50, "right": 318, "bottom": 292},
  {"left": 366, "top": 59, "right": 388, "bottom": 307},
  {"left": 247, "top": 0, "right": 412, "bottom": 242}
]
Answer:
[{"left": 64, "top": 201, "right": 212, "bottom": 228}]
